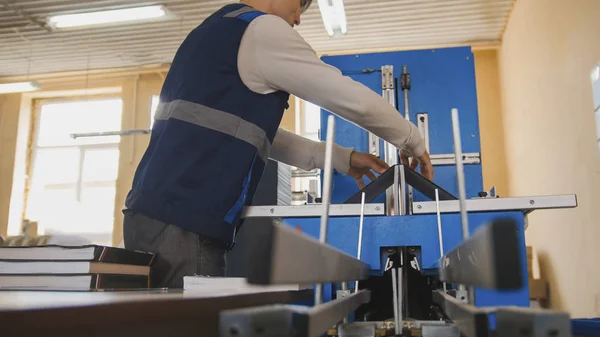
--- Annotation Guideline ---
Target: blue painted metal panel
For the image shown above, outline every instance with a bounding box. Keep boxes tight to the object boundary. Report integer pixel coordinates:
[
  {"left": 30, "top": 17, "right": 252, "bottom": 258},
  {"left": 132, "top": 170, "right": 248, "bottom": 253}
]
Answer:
[
  {"left": 299, "top": 46, "right": 527, "bottom": 308},
  {"left": 284, "top": 211, "right": 529, "bottom": 308},
  {"left": 318, "top": 46, "right": 483, "bottom": 203}
]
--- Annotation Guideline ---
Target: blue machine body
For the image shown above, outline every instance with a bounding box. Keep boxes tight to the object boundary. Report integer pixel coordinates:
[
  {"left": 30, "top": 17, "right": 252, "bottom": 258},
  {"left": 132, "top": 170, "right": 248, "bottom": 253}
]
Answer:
[
  {"left": 285, "top": 213, "right": 529, "bottom": 308},
  {"left": 280, "top": 47, "right": 529, "bottom": 308}
]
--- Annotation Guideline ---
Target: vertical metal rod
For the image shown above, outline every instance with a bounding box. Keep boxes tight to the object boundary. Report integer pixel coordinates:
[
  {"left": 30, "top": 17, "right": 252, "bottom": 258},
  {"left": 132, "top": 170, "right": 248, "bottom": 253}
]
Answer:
[
  {"left": 354, "top": 192, "right": 366, "bottom": 293},
  {"left": 402, "top": 66, "right": 414, "bottom": 215},
  {"left": 341, "top": 282, "right": 349, "bottom": 323},
  {"left": 391, "top": 268, "right": 400, "bottom": 335},
  {"left": 451, "top": 109, "right": 469, "bottom": 240},
  {"left": 382, "top": 66, "right": 399, "bottom": 216},
  {"left": 435, "top": 189, "right": 447, "bottom": 292},
  {"left": 402, "top": 66, "right": 410, "bottom": 121},
  {"left": 451, "top": 108, "right": 474, "bottom": 304},
  {"left": 403, "top": 89, "right": 410, "bottom": 120},
  {"left": 315, "top": 115, "right": 336, "bottom": 306},
  {"left": 399, "top": 165, "right": 407, "bottom": 215},
  {"left": 397, "top": 261, "right": 403, "bottom": 328}
]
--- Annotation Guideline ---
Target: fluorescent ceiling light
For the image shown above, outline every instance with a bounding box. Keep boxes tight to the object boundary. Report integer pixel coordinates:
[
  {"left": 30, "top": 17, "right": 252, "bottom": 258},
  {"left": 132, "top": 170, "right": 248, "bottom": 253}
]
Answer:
[
  {"left": 318, "top": 0, "right": 347, "bottom": 37},
  {"left": 0, "top": 81, "right": 40, "bottom": 94},
  {"left": 48, "top": 5, "right": 167, "bottom": 29}
]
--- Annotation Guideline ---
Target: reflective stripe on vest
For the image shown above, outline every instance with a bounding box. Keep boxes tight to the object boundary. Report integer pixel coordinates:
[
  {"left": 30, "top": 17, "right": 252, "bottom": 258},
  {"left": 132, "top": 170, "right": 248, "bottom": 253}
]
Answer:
[
  {"left": 154, "top": 99, "right": 271, "bottom": 162},
  {"left": 223, "top": 6, "right": 258, "bottom": 18}
]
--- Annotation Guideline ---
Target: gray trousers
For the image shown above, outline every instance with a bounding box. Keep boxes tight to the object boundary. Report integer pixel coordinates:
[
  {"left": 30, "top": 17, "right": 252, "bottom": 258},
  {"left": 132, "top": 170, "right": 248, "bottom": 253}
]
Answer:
[{"left": 122, "top": 209, "right": 228, "bottom": 288}]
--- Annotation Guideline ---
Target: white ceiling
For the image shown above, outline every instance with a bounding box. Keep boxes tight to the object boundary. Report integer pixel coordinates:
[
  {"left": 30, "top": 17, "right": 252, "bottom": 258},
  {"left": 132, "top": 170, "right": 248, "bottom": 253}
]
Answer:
[{"left": 0, "top": 0, "right": 514, "bottom": 78}]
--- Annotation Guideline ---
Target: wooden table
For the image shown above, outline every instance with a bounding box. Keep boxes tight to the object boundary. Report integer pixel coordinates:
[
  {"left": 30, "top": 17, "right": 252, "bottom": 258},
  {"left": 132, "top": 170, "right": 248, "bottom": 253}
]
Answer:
[{"left": 0, "top": 289, "right": 312, "bottom": 337}]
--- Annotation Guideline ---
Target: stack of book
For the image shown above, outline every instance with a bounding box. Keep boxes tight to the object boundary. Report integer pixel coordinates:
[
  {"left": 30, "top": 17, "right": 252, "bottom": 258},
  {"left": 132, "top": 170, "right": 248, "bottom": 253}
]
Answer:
[{"left": 0, "top": 245, "right": 155, "bottom": 291}]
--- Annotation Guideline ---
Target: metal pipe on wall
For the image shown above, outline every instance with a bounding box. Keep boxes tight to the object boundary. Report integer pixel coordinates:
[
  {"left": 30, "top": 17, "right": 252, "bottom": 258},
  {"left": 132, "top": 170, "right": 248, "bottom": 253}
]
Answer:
[{"left": 129, "top": 74, "right": 140, "bottom": 164}]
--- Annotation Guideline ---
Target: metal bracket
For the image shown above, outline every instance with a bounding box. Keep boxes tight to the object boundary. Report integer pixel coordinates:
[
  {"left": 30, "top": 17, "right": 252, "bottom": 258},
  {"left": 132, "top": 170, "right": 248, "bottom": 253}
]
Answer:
[
  {"left": 336, "top": 290, "right": 351, "bottom": 300},
  {"left": 368, "top": 65, "right": 396, "bottom": 158},
  {"left": 417, "top": 113, "right": 430, "bottom": 152},
  {"left": 368, "top": 133, "right": 380, "bottom": 157},
  {"left": 381, "top": 65, "right": 394, "bottom": 91},
  {"left": 430, "top": 153, "right": 481, "bottom": 166}
]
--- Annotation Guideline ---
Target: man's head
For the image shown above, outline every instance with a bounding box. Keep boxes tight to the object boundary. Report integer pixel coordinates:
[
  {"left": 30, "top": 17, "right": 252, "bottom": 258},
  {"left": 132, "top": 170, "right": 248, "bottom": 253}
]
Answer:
[{"left": 240, "top": 0, "right": 313, "bottom": 26}]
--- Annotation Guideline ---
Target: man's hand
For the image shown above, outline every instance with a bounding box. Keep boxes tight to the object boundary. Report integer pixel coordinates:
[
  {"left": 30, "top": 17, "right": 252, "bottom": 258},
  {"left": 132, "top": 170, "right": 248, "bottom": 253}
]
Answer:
[
  {"left": 400, "top": 150, "right": 434, "bottom": 181},
  {"left": 347, "top": 151, "right": 390, "bottom": 189}
]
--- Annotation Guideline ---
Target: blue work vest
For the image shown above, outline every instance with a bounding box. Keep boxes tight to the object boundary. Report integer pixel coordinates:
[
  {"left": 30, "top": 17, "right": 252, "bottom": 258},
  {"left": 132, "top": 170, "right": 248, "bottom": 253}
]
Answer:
[{"left": 125, "top": 4, "right": 290, "bottom": 246}]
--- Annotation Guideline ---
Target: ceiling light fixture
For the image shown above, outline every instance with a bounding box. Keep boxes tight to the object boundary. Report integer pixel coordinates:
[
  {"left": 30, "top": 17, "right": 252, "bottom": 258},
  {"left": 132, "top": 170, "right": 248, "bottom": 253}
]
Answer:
[
  {"left": 317, "top": 0, "right": 347, "bottom": 37},
  {"left": 47, "top": 5, "right": 168, "bottom": 29},
  {"left": 0, "top": 81, "right": 40, "bottom": 94}
]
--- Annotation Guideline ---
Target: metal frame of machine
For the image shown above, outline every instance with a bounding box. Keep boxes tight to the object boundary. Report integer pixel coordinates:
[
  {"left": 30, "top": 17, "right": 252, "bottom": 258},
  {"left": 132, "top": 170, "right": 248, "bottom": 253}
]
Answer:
[
  {"left": 226, "top": 49, "right": 577, "bottom": 337},
  {"left": 224, "top": 113, "right": 574, "bottom": 337}
]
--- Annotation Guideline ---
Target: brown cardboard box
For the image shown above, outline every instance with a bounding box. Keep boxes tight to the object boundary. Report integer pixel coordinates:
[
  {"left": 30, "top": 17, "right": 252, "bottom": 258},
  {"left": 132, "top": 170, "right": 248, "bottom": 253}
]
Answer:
[{"left": 529, "top": 277, "right": 548, "bottom": 300}]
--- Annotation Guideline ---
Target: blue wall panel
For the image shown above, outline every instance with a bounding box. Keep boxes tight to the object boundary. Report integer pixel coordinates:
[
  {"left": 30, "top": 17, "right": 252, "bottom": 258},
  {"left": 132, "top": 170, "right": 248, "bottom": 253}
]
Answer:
[
  {"left": 296, "top": 46, "right": 528, "bottom": 308},
  {"left": 318, "top": 47, "right": 484, "bottom": 203}
]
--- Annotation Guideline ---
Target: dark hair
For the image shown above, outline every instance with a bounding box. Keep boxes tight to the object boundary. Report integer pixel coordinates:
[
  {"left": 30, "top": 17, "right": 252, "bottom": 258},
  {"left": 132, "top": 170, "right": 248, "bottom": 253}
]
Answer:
[{"left": 300, "top": 0, "right": 313, "bottom": 13}]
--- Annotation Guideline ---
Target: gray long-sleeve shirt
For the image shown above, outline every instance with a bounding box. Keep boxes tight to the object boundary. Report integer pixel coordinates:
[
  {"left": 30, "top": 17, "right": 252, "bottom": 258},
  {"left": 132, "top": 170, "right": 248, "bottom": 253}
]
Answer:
[{"left": 237, "top": 14, "right": 425, "bottom": 174}]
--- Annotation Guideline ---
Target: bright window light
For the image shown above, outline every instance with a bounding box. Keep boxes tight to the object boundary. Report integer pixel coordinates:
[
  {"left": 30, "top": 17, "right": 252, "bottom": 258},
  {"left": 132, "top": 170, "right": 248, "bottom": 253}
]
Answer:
[
  {"left": 0, "top": 81, "right": 40, "bottom": 94},
  {"left": 48, "top": 5, "right": 167, "bottom": 29},
  {"left": 317, "top": 0, "right": 347, "bottom": 37}
]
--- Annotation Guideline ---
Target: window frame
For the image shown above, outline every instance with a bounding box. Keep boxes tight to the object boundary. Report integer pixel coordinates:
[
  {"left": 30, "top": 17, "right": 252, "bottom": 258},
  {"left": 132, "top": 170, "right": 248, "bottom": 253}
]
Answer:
[{"left": 23, "top": 95, "right": 123, "bottom": 240}]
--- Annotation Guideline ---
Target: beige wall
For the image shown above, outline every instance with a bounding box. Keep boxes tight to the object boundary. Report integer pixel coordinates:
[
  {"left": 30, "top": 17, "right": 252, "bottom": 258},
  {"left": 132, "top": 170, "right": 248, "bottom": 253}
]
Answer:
[
  {"left": 0, "top": 94, "right": 22, "bottom": 236},
  {"left": 473, "top": 49, "right": 509, "bottom": 197},
  {"left": 500, "top": 0, "right": 600, "bottom": 317}
]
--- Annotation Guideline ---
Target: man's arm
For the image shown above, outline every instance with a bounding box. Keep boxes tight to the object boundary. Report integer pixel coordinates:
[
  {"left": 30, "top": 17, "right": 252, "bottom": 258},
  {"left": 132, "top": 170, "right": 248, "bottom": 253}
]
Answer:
[
  {"left": 238, "top": 15, "right": 426, "bottom": 160},
  {"left": 270, "top": 128, "right": 354, "bottom": 174},
  {"left": 271, "top": 128, "right": 391, "bottom": 189}
]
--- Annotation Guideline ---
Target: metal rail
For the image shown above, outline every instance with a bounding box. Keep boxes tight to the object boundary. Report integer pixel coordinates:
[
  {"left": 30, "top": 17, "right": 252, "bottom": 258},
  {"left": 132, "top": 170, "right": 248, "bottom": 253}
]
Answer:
[
  {"left": 219, "top": 290, "right": 371, "bottom": 337},
  {"left": 438, "top": 218, "right": 522, "bottom": 289},
  {"left": 412, "top": 195, "right": 577, "bottom": 214},
  {"left": 241, "top": 203, "right": 384, "bottom": 218},
  {"left": 495, "top": 307, "right": 571, "bottom": 337},
  {"left": 244, "top": 219, "right": 370, "bottom": 285}
]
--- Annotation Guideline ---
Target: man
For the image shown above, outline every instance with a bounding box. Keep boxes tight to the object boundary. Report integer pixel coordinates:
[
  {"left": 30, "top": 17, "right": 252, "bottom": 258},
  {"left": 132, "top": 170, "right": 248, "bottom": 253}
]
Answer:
[{"left": 123, "top": 0, "right": 433, "bottom": 288}]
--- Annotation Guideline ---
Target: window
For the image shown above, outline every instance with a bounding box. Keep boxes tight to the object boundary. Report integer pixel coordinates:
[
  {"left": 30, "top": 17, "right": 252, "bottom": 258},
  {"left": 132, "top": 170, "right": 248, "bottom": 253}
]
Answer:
[
  {"left": 303, "top": 101, "right": 321, "bottom": 141},
  {"left": 25, "top": 98, "right": 123, "bottom": 246},
  {"left": 292, "top": 100, "right": 323, "bottom": 199},
  {"left": 150, "top": 95, "right": 160, "bottom": 129},
  {"left": 591, "top": 62, "right": 600, "bottom": 150}
]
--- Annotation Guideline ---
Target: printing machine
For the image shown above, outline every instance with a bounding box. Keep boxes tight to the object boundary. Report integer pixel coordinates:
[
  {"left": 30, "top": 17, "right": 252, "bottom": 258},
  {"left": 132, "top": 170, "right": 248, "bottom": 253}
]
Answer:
[{"left": 220, "top": 47, "right": 578, "bottom": 337}]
